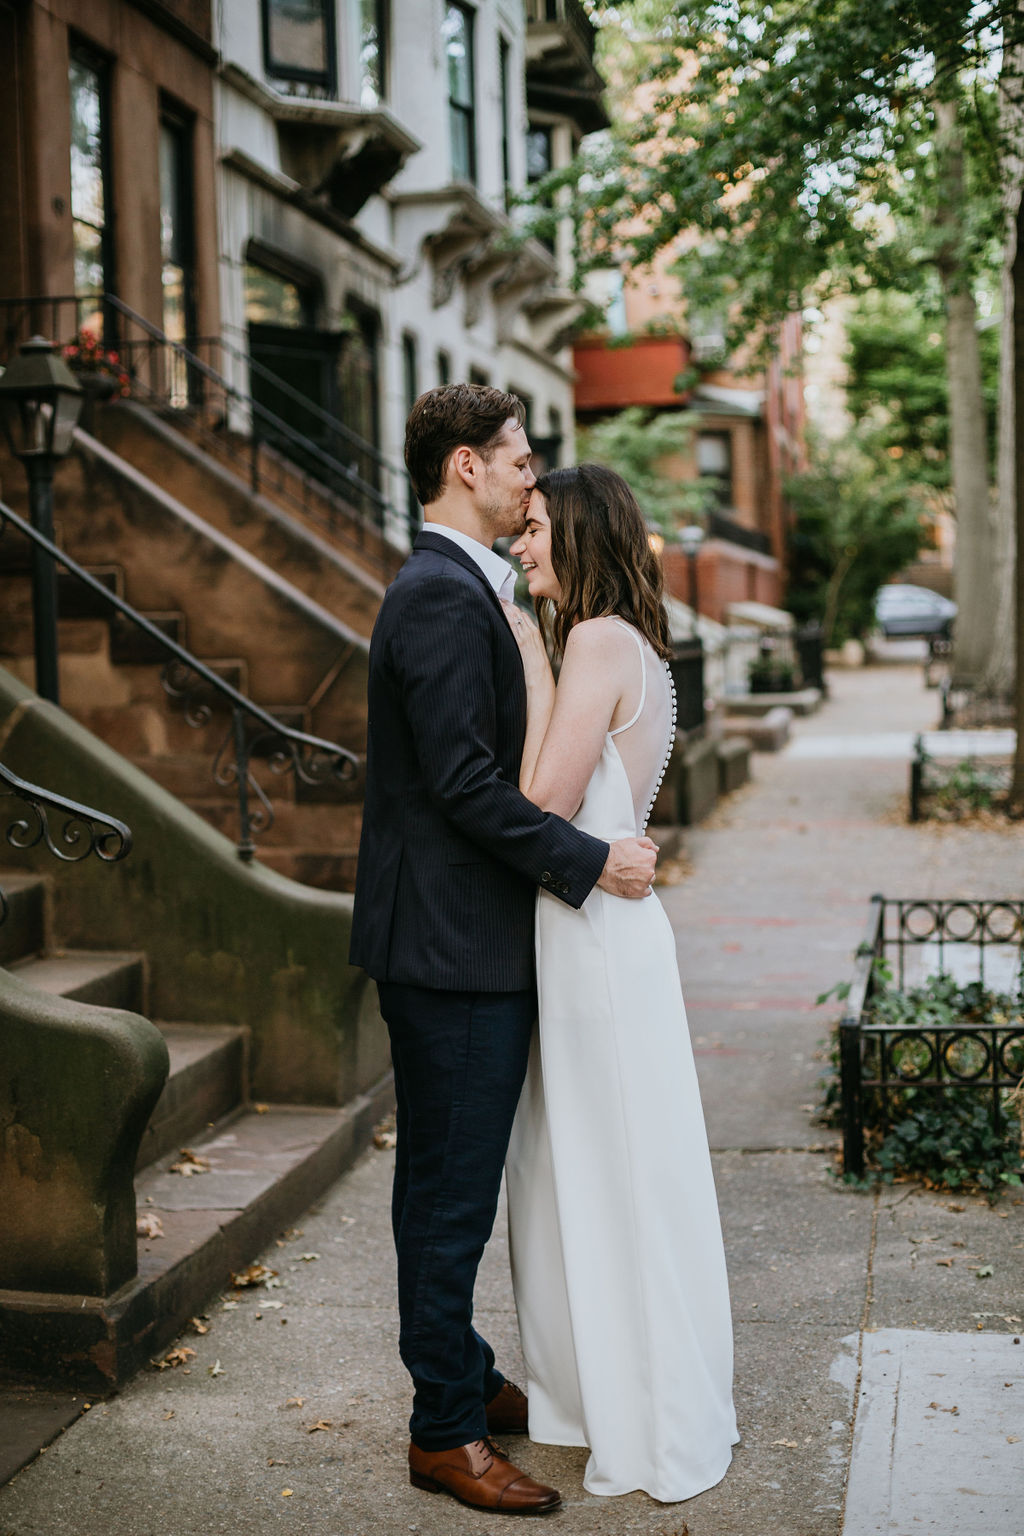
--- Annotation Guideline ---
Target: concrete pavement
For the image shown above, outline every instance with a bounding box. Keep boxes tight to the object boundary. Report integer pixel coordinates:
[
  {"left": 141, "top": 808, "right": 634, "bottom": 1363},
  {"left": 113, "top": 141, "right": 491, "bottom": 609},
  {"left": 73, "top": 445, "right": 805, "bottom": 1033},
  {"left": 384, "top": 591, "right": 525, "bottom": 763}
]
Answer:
[{"left": 1, "top": 660, "right": 1022, "bottom": 1535}]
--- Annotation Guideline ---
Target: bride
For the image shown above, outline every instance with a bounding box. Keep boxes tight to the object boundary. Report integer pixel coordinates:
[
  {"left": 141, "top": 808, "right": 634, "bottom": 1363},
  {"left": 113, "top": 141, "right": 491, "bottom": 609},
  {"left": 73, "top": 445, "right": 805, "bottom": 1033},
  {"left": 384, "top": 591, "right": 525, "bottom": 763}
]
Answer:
[{"left": 503, "top": 463, "right": 738, "bottom": 1503}]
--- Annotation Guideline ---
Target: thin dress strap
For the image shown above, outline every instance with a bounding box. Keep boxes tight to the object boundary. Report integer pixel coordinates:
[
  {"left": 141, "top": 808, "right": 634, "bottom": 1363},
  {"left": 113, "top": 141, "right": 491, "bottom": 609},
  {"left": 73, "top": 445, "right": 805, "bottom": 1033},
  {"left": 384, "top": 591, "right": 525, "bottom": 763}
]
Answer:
[{"left": 608, "top": 620, "right": 647, "bottom": 737}]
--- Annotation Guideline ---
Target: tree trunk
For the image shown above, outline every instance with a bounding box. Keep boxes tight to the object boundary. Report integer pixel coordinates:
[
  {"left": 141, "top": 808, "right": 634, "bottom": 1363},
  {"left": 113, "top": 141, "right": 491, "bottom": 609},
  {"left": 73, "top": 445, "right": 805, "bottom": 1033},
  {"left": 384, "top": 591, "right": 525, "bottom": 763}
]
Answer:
[
  {"left": 1003, "top": 19, "right": 1024, "bottom": 808},
  {"left": 933, "top": 97, "right": 996, "bottom": 688},
  {"left": 979, "top": 36, "right": 1024, "bottom": 704}
]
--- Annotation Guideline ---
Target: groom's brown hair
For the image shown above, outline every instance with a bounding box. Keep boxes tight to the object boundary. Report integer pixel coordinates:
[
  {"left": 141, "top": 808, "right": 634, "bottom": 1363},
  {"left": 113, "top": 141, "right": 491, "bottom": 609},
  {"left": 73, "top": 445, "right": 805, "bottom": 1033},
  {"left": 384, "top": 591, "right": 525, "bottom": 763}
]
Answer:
[{"left": 405, "top": 384, "right": 525, "bottom": 507}]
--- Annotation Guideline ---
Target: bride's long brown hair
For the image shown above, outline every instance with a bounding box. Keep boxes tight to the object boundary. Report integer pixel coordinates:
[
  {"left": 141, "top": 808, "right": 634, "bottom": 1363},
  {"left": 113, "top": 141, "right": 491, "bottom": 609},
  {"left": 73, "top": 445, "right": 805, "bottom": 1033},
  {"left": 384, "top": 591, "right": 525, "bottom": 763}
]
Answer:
[{"left": 533, "top": 463, "right": 673, "bottom": 662}]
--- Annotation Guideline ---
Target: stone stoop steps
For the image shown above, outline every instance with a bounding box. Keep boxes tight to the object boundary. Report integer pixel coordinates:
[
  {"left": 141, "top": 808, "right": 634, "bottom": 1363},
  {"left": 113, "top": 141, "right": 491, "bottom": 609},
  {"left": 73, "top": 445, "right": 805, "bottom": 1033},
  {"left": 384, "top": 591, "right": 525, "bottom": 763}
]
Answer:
[
  {"left": 0, "top": 870, "right": 392, "bottom": 1438},
  {"left": 0, "top": 542, "right": 364, "bottom": 892}
]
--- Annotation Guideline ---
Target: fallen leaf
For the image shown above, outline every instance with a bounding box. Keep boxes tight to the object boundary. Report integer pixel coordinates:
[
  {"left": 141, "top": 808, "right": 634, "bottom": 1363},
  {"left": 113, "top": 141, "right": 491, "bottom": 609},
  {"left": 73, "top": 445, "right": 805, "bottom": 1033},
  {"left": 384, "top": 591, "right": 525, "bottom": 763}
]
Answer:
[
  {"left": 169, "top": 1148, "right": 211, "bottom": 1177},
  {"left": 299, "top": 1253, "right": 320, "bottom": 1263},
  {"left": 771, "top": 1439, "right": 799, "bottom": 1448},
  {"left": 947, "top": 1203, "right": 966, "bottom": 1212},
  {"left": 154, "top": 1346, "right": 196, "bottom": 1370},
  {"left": 928, "top": 1402, "right": 959, "bottom": 1415},
  {"left": 189, "top": 1317, "right": 209, "bottom": 1335},
  {"left": 162, "top": 1411, "right": 175, "bottom": 1421},
  {"left": 307, "top": 1419, "right": 332, "bottom": 1434},
  {"left": 267, "top": 1458, "right": 286, "bottom": 1467},
  {"left": 975, "top": 1265, "right": 994, "bottom": 1278},
  {"left": 231, "top": 1263, "right": 278, "bottom": 1289},
  {"left": 254, "top": 1103, "right": 269, "bottom": 1114},
  {"left": 208, "top": 1360, "right": 225, "bottom": 1377},
  {"left": 373, "top": 1115, "right": 397, "bottom": 1150},
  {"left": 936, "top": 1258, "right": 955, "bottom": 1268},
  {"left": 284, "top": 1396, "right": 305, "bottom": 1409},
  {"left": 136, "top": 1213, "right": 164, "bottom": 1240},
  {"left": 1009, "top": 1436, "right": 1021, "bottom": 1445},
  {"left": 260, "top": 1301, "right": 285, "bottom": 1310},
  {"left": 281, "top": 1489, "right": 293, "bottom": 1498}
]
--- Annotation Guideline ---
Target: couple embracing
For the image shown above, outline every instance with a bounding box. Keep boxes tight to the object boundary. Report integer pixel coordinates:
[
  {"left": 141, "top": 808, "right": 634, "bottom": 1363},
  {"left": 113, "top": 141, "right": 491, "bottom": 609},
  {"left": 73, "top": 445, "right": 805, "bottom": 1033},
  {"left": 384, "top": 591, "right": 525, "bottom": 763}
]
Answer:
[{"left": 350, "top": 384, "right": 737, "bottom": 1513}]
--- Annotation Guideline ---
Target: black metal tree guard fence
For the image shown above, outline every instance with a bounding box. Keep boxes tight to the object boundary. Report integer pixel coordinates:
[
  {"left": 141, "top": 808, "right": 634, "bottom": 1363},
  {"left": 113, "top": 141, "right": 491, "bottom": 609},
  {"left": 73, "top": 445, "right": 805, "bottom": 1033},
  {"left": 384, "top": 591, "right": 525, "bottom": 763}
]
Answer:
[
  {"left": 908, "top": 734, "right": 1013, "bottom": 823},
  {"left": 0, "top": 759, "right": 132, "bottom": 926},
  {"left": 0, "top": 498, "right": 360, "bottom": 863},
  {"left": 839, "top": 896, "right": 1024, "bottom": 1178}
]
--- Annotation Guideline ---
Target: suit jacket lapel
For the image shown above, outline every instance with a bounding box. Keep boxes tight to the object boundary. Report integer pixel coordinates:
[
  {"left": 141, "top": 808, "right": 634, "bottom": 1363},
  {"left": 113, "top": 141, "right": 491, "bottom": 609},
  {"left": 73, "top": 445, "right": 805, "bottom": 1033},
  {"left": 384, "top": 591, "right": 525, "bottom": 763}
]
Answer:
[{"left": 413, "top": 531, "right": 509, "bottom": 619}]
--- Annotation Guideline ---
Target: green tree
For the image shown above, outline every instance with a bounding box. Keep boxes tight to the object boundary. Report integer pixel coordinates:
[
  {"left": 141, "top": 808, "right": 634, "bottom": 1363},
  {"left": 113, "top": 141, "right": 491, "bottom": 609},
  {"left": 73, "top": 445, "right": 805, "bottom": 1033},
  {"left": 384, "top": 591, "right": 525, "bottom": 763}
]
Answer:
[
  {"left": 576, "top": 406, "right": 717, "bottom": 532},
  {"left": 785, "top": 433, "right": 929, "bottom": 645},
  {"left": 544, "top": 0, "right": 1015, "bottom": 679}
]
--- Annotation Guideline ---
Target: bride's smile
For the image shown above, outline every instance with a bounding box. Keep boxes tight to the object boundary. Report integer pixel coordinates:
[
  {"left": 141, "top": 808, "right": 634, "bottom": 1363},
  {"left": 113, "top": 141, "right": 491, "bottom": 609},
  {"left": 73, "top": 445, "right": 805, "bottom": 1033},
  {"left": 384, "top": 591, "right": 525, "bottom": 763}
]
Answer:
[{"left": 510, "top": 490, "right": 561, "bottom": 602}]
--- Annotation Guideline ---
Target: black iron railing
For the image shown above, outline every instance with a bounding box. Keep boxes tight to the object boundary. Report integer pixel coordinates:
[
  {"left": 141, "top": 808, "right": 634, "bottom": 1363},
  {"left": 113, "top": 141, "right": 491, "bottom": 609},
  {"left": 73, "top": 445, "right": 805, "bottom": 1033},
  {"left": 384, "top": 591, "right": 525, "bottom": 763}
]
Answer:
[
  {"left": 0, "top": 499, "right": 360, "bottom": 862},
  {"left": 839, "top": 895, "right": 1024, "bottom": 1177},
  {"left": 669, "top": 640, "right": 705, "bottom": 734},
  {"left": 0, "top": 761, "right": 132, "bottom": 927},
  {"left": 0, "top": 294, "right": 406, "bottom": 573}
]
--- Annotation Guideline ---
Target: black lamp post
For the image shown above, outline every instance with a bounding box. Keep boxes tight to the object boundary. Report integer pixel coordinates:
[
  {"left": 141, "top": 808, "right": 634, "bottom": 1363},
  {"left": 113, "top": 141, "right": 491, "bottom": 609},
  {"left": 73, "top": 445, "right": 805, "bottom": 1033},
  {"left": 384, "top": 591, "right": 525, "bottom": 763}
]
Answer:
[
  {"left": 0, "top": 336, "right": 83, "bottom": 704},
  {"left": 678, "top": 523, "right": 705, "bottom": 635}
]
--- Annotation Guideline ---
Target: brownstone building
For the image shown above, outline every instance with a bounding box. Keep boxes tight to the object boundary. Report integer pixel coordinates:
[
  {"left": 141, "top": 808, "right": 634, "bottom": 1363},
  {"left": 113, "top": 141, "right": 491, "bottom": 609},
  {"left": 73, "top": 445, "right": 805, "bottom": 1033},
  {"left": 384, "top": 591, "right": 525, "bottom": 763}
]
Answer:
[
  {"left": 0, "top": 0, "right": 219, "bottom": 351},
  {"left": 574, "top": 275, "right": 806, "bottom": 625}
]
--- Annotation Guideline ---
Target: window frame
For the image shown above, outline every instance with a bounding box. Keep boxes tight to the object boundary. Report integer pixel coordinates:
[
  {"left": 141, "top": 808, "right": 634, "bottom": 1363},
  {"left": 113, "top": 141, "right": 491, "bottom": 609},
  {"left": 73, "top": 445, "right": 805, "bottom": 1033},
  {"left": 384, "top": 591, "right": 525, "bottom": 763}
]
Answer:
[
  {"left": 359, "top": 0, "right": 389, "bottom": 105},
  {"left": 68, "top": 37, "right": 116, "bottom": 340},
  {"left": 444, "top": 1, "right": 477, "bottom": 185},
  {"left": 261, "top": 0, "right": 337, "bottom": 92}
]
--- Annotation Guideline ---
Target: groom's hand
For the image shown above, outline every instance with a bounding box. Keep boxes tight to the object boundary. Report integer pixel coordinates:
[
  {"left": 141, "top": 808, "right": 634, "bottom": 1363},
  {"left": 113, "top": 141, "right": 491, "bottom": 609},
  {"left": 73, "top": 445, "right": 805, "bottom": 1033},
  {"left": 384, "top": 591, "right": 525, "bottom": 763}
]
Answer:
[{"left": 596, "top": 836, "right": 659, "bottom": 900}]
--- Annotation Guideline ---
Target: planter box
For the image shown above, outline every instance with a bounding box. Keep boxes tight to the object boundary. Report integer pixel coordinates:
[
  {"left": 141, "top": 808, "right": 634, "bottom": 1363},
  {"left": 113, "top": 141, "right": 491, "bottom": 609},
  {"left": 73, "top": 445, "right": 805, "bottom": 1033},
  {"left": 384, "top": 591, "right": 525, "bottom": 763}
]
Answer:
[{"left": 839, "top": 896, "right": 1024, "bottom": 1176}]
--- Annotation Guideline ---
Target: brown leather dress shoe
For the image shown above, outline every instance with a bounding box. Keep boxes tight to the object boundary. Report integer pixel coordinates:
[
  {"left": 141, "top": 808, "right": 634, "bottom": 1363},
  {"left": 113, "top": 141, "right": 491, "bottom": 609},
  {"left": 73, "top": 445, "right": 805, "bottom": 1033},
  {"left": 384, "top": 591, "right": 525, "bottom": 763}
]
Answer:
[
  {"left": 408, "top": 1436, "right": 560, "bottom": 1514},
  {"left": 486, "top": 1379, "right": 529, "bottom": 1435}
]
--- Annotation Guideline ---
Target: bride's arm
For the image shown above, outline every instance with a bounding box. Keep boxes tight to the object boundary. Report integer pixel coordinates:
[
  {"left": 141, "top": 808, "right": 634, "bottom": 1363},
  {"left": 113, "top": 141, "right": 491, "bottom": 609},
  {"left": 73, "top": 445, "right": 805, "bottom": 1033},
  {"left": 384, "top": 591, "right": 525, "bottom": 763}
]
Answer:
[
  {"left": 507, "top": 608, "right": 557, "bottom": 793},
  {"left": 514, "top": 619, "right": 628, "bottom": 818}
]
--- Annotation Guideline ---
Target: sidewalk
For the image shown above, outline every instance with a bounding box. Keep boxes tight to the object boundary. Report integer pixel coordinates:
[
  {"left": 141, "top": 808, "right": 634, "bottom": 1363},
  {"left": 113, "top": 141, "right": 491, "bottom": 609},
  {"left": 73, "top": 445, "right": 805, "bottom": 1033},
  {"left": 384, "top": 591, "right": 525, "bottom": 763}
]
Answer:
[{"left": 2, "top": 662, "right": 1022, "bottom": 1536}]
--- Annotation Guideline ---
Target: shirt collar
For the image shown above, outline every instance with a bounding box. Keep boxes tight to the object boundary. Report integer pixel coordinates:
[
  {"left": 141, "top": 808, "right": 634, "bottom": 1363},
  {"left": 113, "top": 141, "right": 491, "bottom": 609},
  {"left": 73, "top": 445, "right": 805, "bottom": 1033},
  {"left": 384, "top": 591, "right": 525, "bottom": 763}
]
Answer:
[{"left": 420, "top": 522, "right": 517, "bottom": 603}]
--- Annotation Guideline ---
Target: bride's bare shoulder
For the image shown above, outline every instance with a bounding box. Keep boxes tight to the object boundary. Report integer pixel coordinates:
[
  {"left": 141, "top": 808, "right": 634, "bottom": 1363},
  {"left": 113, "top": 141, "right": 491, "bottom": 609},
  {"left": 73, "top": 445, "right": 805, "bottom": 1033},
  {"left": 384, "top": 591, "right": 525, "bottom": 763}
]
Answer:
[{"left": 563, "top": 616, "right": 634, "bottom": 657}]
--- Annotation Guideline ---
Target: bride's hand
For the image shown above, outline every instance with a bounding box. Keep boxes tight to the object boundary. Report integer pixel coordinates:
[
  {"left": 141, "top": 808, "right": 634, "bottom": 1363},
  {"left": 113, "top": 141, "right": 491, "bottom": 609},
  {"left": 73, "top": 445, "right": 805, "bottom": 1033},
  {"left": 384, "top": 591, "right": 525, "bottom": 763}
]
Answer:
[{"left": 502, "top": 603, "right": 553, "bottom": 692}]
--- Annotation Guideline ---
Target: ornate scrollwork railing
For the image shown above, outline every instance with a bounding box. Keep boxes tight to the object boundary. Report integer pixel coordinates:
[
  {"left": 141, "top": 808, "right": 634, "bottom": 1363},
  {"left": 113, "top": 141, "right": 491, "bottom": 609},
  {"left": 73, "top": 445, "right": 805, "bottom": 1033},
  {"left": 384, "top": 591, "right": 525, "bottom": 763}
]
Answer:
[
  {"left": 0, "top": 498, "right": 361, "bottom": 864},
  {"left": 0, "top": 761, "right": 132, "bottom": 927},
  {"left": 838, "top": 896, "right": 1024, "bottom": 1177}
]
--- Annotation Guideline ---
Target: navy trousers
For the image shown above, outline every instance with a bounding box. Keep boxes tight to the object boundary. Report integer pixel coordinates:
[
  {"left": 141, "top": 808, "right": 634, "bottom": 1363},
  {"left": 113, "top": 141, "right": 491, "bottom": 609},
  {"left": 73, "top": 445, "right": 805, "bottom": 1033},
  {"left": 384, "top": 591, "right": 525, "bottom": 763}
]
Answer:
[{"left": 377, "top": 981, "right": 535, "bottom": 1451}]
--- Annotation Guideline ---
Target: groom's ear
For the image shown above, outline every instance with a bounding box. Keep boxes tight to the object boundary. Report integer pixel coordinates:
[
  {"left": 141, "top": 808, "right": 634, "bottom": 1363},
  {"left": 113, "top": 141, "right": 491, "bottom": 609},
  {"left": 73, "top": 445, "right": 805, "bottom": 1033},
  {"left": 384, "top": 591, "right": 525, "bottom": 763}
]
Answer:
[{"left": 450, "top": 444, "right": 479, "bottom": 490}]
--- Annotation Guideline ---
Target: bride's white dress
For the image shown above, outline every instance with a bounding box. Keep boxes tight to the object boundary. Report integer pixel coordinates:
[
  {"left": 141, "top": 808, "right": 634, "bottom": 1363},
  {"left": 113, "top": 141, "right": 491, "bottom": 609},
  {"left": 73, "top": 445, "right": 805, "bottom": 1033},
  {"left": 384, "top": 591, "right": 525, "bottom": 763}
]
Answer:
[{"left": 506, "top": 620, "right": 738, "bottom": 1502}]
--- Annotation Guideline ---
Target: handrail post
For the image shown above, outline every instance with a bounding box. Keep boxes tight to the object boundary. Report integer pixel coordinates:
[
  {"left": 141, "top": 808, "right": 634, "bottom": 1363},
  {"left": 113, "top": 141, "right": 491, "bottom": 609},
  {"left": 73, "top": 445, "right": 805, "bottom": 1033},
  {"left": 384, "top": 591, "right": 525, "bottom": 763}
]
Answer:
[
  {"left": 24, "top": 455, "right": 61, "bottom": 705},
  {"left": 232, "top": 707, "right": 256, "bottom": 863}
]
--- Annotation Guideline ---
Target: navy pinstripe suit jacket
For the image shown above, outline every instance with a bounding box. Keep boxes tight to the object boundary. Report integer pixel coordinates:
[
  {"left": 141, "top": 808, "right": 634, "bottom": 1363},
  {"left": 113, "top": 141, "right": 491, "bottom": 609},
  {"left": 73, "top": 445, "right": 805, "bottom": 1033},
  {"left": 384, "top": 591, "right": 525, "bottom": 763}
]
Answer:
[{"left": 349, "top": 531, "right": 609, "bottom": 990}]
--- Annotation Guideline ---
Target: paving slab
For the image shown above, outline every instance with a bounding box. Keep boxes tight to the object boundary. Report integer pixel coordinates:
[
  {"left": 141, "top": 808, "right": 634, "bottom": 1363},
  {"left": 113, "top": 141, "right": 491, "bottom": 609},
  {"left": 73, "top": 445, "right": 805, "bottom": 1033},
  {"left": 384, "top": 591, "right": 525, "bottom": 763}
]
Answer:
[{"left": 841, "top": 1329, "right": 1024, "bottom": 1535}]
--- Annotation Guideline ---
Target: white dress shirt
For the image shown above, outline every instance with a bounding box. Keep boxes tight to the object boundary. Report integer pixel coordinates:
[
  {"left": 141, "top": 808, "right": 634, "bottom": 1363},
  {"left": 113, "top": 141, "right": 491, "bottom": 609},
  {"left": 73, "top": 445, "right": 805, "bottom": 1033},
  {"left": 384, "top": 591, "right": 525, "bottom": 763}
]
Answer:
[{"left": 421, "top": 522, "right": 518, "bottom": 605}]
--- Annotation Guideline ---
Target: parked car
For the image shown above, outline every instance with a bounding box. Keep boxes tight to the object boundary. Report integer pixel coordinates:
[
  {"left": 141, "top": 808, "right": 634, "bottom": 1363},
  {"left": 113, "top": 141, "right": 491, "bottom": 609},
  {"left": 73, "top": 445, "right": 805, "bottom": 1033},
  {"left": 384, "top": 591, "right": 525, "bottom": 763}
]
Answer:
[{"left": 874, "top": 583, "right": 957, "bottom": 638}]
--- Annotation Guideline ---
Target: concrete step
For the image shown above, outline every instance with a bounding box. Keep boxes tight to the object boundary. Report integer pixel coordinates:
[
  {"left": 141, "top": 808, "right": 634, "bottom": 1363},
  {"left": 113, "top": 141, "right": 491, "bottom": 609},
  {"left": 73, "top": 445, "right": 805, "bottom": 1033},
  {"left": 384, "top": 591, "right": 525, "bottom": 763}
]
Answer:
[
  {"left": 8, "top": 950, "right": 146, "bottom": 1014},
  {"left": 0, "top": 872, "right": 47, "bottom": 967},
  {"left": 137, "top": 1024, "right": 249, "bottom": 1172},
  {"left": 0, "top": 1072, "right": 395, "bottom": 1394}
]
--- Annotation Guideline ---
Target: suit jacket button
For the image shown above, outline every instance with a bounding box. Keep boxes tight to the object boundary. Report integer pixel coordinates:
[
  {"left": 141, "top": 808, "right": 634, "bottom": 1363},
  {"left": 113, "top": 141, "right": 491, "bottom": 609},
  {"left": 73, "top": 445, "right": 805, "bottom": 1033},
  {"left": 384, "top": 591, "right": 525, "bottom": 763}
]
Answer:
[{"left": 541, "top": 871, "right": 552, "bottom": 883}]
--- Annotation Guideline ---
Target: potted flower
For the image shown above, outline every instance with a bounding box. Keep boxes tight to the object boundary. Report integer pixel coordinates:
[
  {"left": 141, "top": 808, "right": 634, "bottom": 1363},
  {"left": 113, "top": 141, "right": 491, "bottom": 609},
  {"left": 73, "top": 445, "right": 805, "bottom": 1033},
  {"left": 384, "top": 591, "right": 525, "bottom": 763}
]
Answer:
[{"left": 62, "top": 329, "right": 130, "bottom": 428}]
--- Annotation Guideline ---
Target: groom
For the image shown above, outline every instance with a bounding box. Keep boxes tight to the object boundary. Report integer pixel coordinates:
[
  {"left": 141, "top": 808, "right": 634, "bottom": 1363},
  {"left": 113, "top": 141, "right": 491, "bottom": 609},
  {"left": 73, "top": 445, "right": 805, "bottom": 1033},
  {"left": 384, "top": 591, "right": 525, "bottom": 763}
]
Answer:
[{"left": 350, "top": 384, "right": 658, "bottom": 1514}]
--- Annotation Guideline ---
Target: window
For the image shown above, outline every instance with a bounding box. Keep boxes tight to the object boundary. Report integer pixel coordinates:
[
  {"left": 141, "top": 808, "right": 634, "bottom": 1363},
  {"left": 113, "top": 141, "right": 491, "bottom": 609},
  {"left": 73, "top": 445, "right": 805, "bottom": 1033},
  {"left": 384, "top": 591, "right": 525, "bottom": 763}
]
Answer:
[
  {"left": 244, "top": 263, "right": 316, "bottom": 327},
  {"left": 697, "top": 432, "right": 733, "bottom": 508},
  {"left": 436, "top": 349, "right": 451, "bottom": 386},
  {"left": 359, "top": 0, "right": 387, "bottom": 105},
  {"left": 499, "top": 35, "right": 511, "bottom": 203},
  {"left": 402, "top": 332, "right": 420, "bottom": 536},
  {"left": 262, "top": 0, "right": 335, "bottom": 90},
  {"left": 159, "top": 109, "right": 196, "bottom": 406},
  {"left": 444, "top": 3, "right": 476, "bottom": 184},
  {"left": 469, "top": 366, "right": 489, "bottom": 387},
  {"left": 525, "top": 126, "right": 551, "bottom": 183},
  {"left": 69, "top": 44, "right": 113, "bottom": 338}
]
